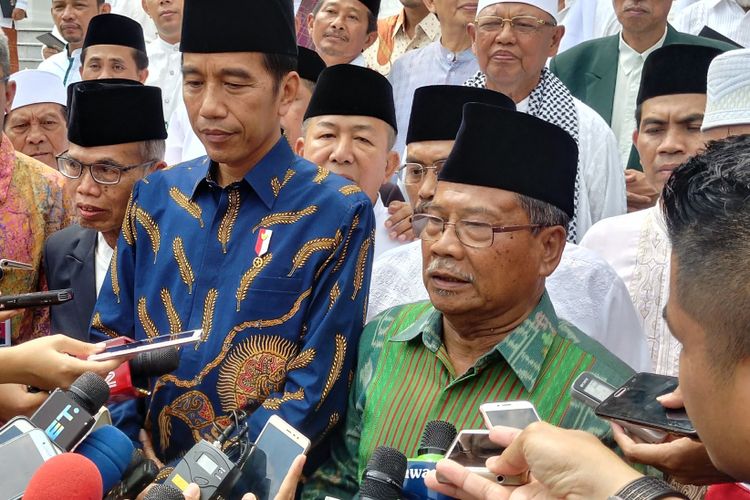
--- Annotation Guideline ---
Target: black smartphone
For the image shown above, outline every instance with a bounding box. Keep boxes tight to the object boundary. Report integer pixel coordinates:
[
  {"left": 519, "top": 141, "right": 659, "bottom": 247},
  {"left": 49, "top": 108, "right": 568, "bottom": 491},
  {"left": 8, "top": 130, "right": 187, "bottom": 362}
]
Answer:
[
  {"left": 595, "top": 372, "right": 698, "bottom": 438},
  {"left": 35, "top": 32, "right": 66, "bottom": 51},
  {"left": 0, "top": 289, "right": 74, "bottom": 310}
]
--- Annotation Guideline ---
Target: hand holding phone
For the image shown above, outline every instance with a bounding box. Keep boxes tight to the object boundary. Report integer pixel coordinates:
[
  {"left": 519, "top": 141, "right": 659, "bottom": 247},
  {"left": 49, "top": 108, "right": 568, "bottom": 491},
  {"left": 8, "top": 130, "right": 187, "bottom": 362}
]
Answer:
[
  {"left": 479, "top": 400, "right": 540, "bottom": 430},
  {"left": 87, "top": 329, "right": 201, "bottom": 361}
]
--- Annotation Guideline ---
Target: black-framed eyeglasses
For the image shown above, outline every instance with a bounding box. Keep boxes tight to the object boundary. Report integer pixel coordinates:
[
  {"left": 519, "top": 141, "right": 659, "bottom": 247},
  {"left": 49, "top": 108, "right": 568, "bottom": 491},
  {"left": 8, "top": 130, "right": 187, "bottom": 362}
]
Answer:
[
  {"left": 474, "top": 15, "right": 556, "bottom": 35},
  {"left": 399, "top": 160, "right": 447, "bottom": 185},
  {"left": 412, "top": 213, "right": 543, "bottom": 248},
  {"left": 56, "top": 154, "right": 156, "bottom": 185}
]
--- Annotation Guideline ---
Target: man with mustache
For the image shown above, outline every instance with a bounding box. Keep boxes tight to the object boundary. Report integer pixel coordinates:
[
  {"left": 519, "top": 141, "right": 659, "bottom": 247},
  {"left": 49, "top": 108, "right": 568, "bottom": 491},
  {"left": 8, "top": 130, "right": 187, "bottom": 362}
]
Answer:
[
  {"left": 581, "top": 44, "right": 723, "bottom": 377},
  {"left": 674, "top": 0, "right": 750, "bottom": 48},
  {"left": 307, "top": 0, "right": 380, "bottom": 66},
  {"left": 550, "top": 0, "right": 733, "bottom": 211},
  {"left": 465, "top": 0, "right": 625, "bottom": 242},
  {"left": 303, "top": 102, "right": 635, "bottom": 499},
  {"left": 4, "top": 70, "right": 68, "bottom": 170},
  {"left": 39, "top": 0, "right": 112, "bottom": 86}
]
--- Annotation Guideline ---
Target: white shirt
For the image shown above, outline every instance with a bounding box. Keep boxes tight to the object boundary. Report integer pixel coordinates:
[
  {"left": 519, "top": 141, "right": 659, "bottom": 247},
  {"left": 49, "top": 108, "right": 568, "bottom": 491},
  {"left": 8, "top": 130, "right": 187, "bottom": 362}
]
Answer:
[
  {"left": 581, "top": 205, "right": 678, "bottom": 376},
  {"left": 146, "top": 36, "right": 183, "bottom": 124},
  {"left": 368, "top": 240, "right": 652, "bottom": 371},
  {"left": 37, "top": 47, "right": 82, "bottom": 87},
  {"left": 95, "top": 233, "right": 114, "bottom": 297},
  {"left": 373, "top": 196, "right": 404, "bottom": 259},
  {"left": 673, "top": 0, "right": 750, "bottom": 47},
  {"left": 165, "top": 102, "right": 206, "bottom": 165},
  {"left": 109, "top": 0, "right": 158, "bottom": 43},
  {"left": 611, "top": 29, "right": 668, "bottom": 167},
  {"left": 515, "top": 96, "right": 627, "bottom": 240},
  {"left": 558, "top": 0, "right": 620, "bottom": 53},
  {"left": 350, "top": 53, "right": 367, "bottom": 67}
]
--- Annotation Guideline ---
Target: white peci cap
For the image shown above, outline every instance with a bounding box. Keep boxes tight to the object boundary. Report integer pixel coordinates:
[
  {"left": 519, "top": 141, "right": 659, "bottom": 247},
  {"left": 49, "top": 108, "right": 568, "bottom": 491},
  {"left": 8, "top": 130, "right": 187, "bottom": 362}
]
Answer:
[
  {"left": 702, "top": 48, "right": 750, "bottom": 131},
  {"left": 476, "top": 0, "right": 559, "bottom": 21},
  {"left": 9, "top": 69, "right": 67, "bottom": 112}
]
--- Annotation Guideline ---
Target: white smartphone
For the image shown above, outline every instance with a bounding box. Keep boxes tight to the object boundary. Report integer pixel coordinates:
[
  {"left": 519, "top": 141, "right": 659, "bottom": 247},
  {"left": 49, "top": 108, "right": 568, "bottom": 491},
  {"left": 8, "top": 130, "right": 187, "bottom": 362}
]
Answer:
[
  {"left": 88, "top": 329, "right": 202, "bottom": 361},
  {"left": 440, "top": 429, "right": 529, "bottom": 486},
  {"left": 0, "top": 429, "right": 62, "bottom": 498},
  {"left": 479, "top": 400, "right": 541, "bottom": 430},
  {"left": 246, "top": 415, "right": 310, "bottom": 500},
  {"left": 0, "top": 416, "right": 37, "bottom": 445}
]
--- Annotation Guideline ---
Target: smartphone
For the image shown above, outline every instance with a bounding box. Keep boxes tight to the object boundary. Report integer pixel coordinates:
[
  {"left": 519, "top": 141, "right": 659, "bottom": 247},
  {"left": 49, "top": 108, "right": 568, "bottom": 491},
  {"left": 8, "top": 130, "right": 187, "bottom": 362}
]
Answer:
[
  {"left": 35, "top": 32, "right": 66, "bottom": 51},
  {"left": 0, "top": 429, "right": 62, "bottom": 499},
  {"left": 439, "top": 429, "right": 529, "bottom": 486},
  {"left": 87, "top": 329, "right": 202, "bottom": 361},
  {"left": 479, "top": 400, "right": 540, "bottom": 430},
  {"left": 595, "top": 372, "right": 698, "bottom": 439},
  {"left": 571, "top": 372, "right": 668, "bottom": 443},
  {"left": 0, "top": 289, "right": 73, "bottom": 310},
  {"left": 0, "top": 416, "right": 37, "bottom": 445},
  {"left": 245, "top": 415, "right": 310, "bottom": 500}
]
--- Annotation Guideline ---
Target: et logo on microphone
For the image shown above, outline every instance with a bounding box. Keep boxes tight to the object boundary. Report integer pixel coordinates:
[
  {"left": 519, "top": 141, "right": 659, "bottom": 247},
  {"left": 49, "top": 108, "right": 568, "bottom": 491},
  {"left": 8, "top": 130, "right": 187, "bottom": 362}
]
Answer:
[{"left": 44, "top": 404, "right": 81, "bottom": 440}]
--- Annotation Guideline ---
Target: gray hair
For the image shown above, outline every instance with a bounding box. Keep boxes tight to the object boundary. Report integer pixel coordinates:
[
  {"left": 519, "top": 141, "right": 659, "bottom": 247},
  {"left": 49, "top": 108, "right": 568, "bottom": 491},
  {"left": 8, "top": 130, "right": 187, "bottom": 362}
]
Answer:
[
  {"left": 515, "top": 193, "right": 570, "bottom": 233},
  {"left": 0, "top": 31, "right": 10, "bottom": 78},
  {"left": 138, "top": 139, "right": 166, "bottom": 163}
]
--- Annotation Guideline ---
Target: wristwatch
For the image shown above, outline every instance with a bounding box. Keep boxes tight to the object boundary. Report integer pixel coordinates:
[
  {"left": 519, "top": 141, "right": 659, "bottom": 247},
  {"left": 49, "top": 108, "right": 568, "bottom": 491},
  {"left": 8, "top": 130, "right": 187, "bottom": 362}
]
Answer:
[{"left": 609, "top": 477, "right": 689, "bottom": 500}]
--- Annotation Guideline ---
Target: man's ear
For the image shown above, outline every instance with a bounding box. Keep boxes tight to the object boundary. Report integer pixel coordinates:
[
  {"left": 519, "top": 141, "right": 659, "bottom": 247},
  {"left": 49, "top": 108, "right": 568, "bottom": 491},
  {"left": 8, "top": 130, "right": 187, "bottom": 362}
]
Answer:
[
  {"left": 548, "top": 25, "right": 565, "bottom": 58},
  {"left": 149, "top": 160, "right": 167, "bottom": 173},
  {"left": 363, "top": 30, "right": 378, "bottom": 50},
  {"left": 383, "top": 150, "right": 400, "bottom": 182},
  {"left": 278, "top": 71, "right": 300, "bottom": 119},
  {"left": 100, "top": 2, "right": 112, "bottom": 13},
  {"left": 423, "top": 0, "right": 437, "bottom": 14},
  {"left": 294, "top": 136, "right": 306, "bottom": 157},
  {"left": 537, "top": 225, "right": 566, "bottom": 278},
  {"left": 632, "top": 128, "right": 640, "bottom": 147},
  {"left": 467, "top": 22, "right": 478, "bottom": 55},
  {"left": 4, "top": 80, "right": 16, "bottom": 115},
  {"left": 138, "top": 68, "right": 149, "bottom": 84}
]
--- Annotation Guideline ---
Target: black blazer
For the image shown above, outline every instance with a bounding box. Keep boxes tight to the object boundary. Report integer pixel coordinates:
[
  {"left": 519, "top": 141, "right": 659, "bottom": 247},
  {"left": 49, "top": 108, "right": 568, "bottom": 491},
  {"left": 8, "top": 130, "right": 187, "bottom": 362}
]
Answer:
[{"left": 43, "top": 225, "right": 98, "bottom": 341}]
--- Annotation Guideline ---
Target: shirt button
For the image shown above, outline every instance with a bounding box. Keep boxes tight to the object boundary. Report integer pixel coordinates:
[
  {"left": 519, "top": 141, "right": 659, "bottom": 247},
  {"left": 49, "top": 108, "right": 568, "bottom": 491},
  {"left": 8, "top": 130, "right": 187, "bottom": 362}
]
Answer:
[
  {"left": 165, "top": 99, "right": 170, "bottom": 103},
  {"left": 169, "top": 70, "right": 174, "bottom": 75}
]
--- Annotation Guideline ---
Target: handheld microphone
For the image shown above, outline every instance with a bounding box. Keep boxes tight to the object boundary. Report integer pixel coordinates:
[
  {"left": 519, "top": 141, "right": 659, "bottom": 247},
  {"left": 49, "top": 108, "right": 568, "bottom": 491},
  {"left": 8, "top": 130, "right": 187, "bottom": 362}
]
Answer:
[
  {"left": 75, "top": 425, "right": 134, "bottom": 492},
  {"left": 104, "top": 452, "right": 159, "bottom": 500},
  {"left": 30, "top": 371, "right": 110, "bottom": 451},
  {"left": 23, "top": 453, "right": 104, "bottom": 500},
  {"left": 107, "top": 347, "right": 181, "bottom": 403},
  {"left": 359, "top": 446, "right": 408, "bottom": 500},
  {"left": 144, "top": 483, "right": 186, "bottom": 500},
  {"left": 403, "top": 421, "right": 458, "bottom": 499}
]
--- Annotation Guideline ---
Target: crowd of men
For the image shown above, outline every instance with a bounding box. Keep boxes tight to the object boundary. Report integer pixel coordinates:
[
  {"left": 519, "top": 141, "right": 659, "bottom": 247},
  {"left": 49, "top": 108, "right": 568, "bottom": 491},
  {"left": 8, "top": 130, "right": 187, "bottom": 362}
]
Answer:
[{"left": 0, "top": 0, "right": 749, "bottom": 498}]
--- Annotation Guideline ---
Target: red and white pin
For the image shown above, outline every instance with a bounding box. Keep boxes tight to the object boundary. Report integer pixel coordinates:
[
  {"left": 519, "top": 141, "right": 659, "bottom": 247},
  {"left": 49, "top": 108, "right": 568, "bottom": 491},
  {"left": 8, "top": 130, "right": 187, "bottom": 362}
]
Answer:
[{"left": 253, "top": 228, "right": 273, "bottom": 267}]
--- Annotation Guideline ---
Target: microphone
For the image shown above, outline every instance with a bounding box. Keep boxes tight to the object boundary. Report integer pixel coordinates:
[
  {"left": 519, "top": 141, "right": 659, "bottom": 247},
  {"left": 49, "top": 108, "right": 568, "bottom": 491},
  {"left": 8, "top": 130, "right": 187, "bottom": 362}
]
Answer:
[
  {"left": 23, "top": 453, "right": 104, "bottom": 499},
  {"left": 107, "top": 347, "right": 181, "bottom": 403},
  {"left": 30, "top": 371, "right": 110, "bottom": 451},
  {"left": 104, "top": 451, "right": 159, "bottom": 500},
  {"left": 75, "top": 425, "right": 134, "bottom": 492},
  {"left": 145, "top": 483, "right": 188, "bottom": 500},
  {"left": 403, "top": 421, "right": 458, "bottom": 499},
  {"left": 360, "top": 446, "right": 408, "bottom": 500}
]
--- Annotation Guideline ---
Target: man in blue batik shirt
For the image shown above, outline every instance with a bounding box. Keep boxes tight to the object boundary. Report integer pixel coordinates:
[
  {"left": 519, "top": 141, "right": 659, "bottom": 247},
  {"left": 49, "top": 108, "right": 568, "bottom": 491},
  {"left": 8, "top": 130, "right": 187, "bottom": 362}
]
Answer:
[{"left": 89, "top": 0, "right": 375, "bottom": 463}]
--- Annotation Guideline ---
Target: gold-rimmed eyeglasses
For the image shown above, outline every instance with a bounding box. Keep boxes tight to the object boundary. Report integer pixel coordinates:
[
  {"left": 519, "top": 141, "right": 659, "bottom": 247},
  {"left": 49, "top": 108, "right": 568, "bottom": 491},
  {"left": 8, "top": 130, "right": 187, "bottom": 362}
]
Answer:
[{"left": 474, "top": 15, "right": 556, "bottom": 35}]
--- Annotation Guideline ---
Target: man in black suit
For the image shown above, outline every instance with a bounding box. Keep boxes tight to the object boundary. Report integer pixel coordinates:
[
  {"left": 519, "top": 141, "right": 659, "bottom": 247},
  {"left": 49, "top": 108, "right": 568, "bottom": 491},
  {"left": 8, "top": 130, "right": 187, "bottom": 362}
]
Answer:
[{"left": 44, "top": 79, "right": 166, "bottom": 340}]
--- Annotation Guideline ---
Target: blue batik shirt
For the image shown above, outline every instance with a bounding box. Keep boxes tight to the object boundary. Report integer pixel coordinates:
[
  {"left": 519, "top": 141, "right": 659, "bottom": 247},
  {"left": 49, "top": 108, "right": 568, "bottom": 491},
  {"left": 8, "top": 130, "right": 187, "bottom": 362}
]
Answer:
[{"left": 90, "top": 138, "right": 375, "bottom": 463}]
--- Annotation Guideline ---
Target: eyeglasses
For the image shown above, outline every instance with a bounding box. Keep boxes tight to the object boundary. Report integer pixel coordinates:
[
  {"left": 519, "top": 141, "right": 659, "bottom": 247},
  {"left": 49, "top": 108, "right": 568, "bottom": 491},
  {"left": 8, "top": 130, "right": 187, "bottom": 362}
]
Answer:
[
  {"left": 412, "top": 213, "right": 543, "bottom": 248},
  {"left": 56, "top": 155, "right": 156, "bottom": 185},
  {"left": 399, "top": 160, "right": 447, "bottom": 185},
  {"left": 474, "top": 15, "right": 556, "bottom": 35}
]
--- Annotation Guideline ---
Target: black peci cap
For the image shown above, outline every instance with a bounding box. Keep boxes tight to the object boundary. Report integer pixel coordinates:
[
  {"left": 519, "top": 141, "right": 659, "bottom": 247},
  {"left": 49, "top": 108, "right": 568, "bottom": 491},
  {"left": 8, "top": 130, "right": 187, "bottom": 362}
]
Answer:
[
  {"left": 297, "top": 46, "right": 326, "bottom": 83},
  {"left": 83, "top": 13, "right": 146, "bottom": 53}
]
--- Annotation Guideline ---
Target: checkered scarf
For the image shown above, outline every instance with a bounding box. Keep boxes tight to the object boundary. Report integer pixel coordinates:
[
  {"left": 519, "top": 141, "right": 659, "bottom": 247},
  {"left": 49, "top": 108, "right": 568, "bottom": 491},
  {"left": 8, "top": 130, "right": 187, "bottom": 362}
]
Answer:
[{"left": 465, "top": 67, "right": 581, "bottom": 242}]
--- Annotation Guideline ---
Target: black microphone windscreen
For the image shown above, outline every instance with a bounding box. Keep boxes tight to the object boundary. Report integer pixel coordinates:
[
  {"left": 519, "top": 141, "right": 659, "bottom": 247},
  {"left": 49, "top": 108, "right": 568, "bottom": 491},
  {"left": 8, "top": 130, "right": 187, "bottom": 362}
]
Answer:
[
  {"left": 144, "top": 484, "right": 184, "bottom": 500},
  {"left": 125, "top": 448, "right": 146, "bottom": 475},
  {"left": 418, "top": 420, "right": 457, "bottom": 456},
  {"left": 360, "top": 446, "right": 407, "bottom": 500},
  {"left": 130, "top": 348, "right": 180, "bottom": 378},
  {"left": 68, "top": 372, "right": 110, "bottom": 414}
]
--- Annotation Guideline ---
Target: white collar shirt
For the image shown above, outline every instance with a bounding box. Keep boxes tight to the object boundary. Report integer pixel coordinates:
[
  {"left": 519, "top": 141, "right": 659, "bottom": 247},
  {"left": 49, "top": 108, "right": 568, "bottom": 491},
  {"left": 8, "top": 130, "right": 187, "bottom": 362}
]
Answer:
[
  {"left": 95, "top": 232, "right": 114, "bottom": 298},
  {"left": 146, "top": 36, "right": 183, "bottom": 124},
  {"left": 673, "top": 0, "right": 750, "bottom": 47},
  {"left": 37, "top": 47, "right": 82, "bottom": 87}
]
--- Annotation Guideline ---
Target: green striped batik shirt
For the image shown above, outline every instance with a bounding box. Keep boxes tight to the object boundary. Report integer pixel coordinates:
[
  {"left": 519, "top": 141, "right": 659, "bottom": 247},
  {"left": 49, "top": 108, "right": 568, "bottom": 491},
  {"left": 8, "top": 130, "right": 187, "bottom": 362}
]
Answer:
[{"left": 302, "top": 292, "right": 634, "bottom": 499}]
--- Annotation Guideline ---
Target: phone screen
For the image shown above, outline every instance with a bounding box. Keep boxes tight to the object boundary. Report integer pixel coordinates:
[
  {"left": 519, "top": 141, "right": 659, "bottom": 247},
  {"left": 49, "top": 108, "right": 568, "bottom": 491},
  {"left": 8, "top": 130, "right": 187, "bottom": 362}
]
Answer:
[
  {"left": 595, "top": 373, "right": 696, "bottom": 436},
  {"left": 0, "top": 432, "right": 54, "bottom": 497},
  {"left": 446, "top": 431, "right": 503, "bottom": 468},
  {"left": 246, "top": 424, "right": 306, "bottom": 500},
  {"left": 484, "top": 407, "right": 540, "bottom": 429},
  {"left": 99, "top": 330, "right": 200, "bottom": 355}
]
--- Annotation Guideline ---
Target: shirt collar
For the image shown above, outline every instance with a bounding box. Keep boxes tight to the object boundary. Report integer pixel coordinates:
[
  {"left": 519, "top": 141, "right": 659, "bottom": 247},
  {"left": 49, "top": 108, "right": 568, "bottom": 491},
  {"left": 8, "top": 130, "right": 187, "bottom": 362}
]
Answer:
[
  {"left": 618, "top": 27, "right": 668, "bottom": 75},
  {"left": 435, "top": 41, "right": 475, "bottom": 66},
  {"left": 189, "top": 137, "right": 296, "bottom": 210},
  {"left": 0, "top": 135, "right": 17, "bottom": 204},
  {"left": 419, "top": 13, "right": 441, "bottom": 41},
  {"left": 390, "top": 291, "right": 560, "bottom": 392}
]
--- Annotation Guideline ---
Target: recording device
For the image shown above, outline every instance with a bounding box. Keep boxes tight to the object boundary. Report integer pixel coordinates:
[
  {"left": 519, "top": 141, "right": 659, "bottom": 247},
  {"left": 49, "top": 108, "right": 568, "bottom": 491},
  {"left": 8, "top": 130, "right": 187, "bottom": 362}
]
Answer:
[
  {"left": 75, "top": 425, "right": 134, "bottom": 492},
  {"left": 145, "top": 483, "right": 186, "bottom": 500},
  {"left": 0, "top": 259, "right": 33, "bottom": 280},
  {"left": 440, "top": 429, "right": 530, "bottom": 486},
  {"left": 403, "top": 420, "right": 458, "bottom": 500},
  {"left": 30, "top": 371, "right": 110, "bottom": 451},
  {"left": 0, "top": 288, "right": 73, "bottom": 310},
  {"left": 479, "top": 400, "right": 540, "bottom": 430},
  {"left": 88, "top": 329, "right": 202, "bottom": 361},
  {"left": 22, "top": 453, "right": 104, "bottom": 500},
  {"left": 104, "top": 449, "right": 159, "bottom": 500},
  {"left": 0, "top": 415, "right": 37, "bottom": 445},
  {"left": 595, "top": 372, "right": 698, "bottom": 439},
  {"left": 0, "top": 429, "right": 62, "bottom": 499},
  {"left": 360, "top": 446, "right": 408, "bottom": 500},
  {"left": 570, "top": 371, "right": 668, "bottom": 443},
  {"left": 106, "top": 347, "right": 181, "bottom": 403},
  {"left": 166, "top": 439, "right": 240, "bottom": 499}
]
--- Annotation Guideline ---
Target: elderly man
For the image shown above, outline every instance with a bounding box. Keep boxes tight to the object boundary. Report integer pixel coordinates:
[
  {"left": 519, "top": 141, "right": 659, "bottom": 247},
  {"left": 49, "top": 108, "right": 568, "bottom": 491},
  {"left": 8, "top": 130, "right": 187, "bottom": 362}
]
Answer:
[
  {"left": 4, "top": 70, "right": 68, "bottom": 169},
  {"left": 303, "top": 102, "right": 635, "bottom": 498},
  {"left": 79, "top": 13, "right": 148, "bottom": 82},
  {"left": 673, "top": 0, "right": 750, "bottom": 48},
  {"left": 44, "top": 81, "right": 166, "bottom": 342},
  {"left": 371, "top": 84, "right": 650, "bottom": 370},
  {"left": 39, "top": 0, "right": 111, "bottom": 86},
  {"left": 426, "top": 134, "right": 750, "bottom": 500},
  {"left": 295, "top": 64, "right": 401, "bottom": 258},
  {"left": 307, "top": 0, "right": 380, "bottom": 66},
  {"left": 143, "top": 0, "right": 183, "bottom": 123},
  {"left": 702, "top": 48, "right": 750, "bottom": 140},
  {"left": 581, "top": 44, "right": 722, "bottom": 376},
  {"left": 465, "top": 0, "right": 625, "bottom": 241},
  {"left": 91, "top": 0, "right": 374, "bottom": 463}
]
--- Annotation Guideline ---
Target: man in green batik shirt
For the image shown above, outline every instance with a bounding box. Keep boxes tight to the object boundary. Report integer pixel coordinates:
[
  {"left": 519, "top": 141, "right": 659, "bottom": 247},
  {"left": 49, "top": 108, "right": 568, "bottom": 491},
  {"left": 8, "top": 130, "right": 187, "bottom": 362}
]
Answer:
[{"left": 303, "top": 102, "right": 637, "bottom": 498}]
